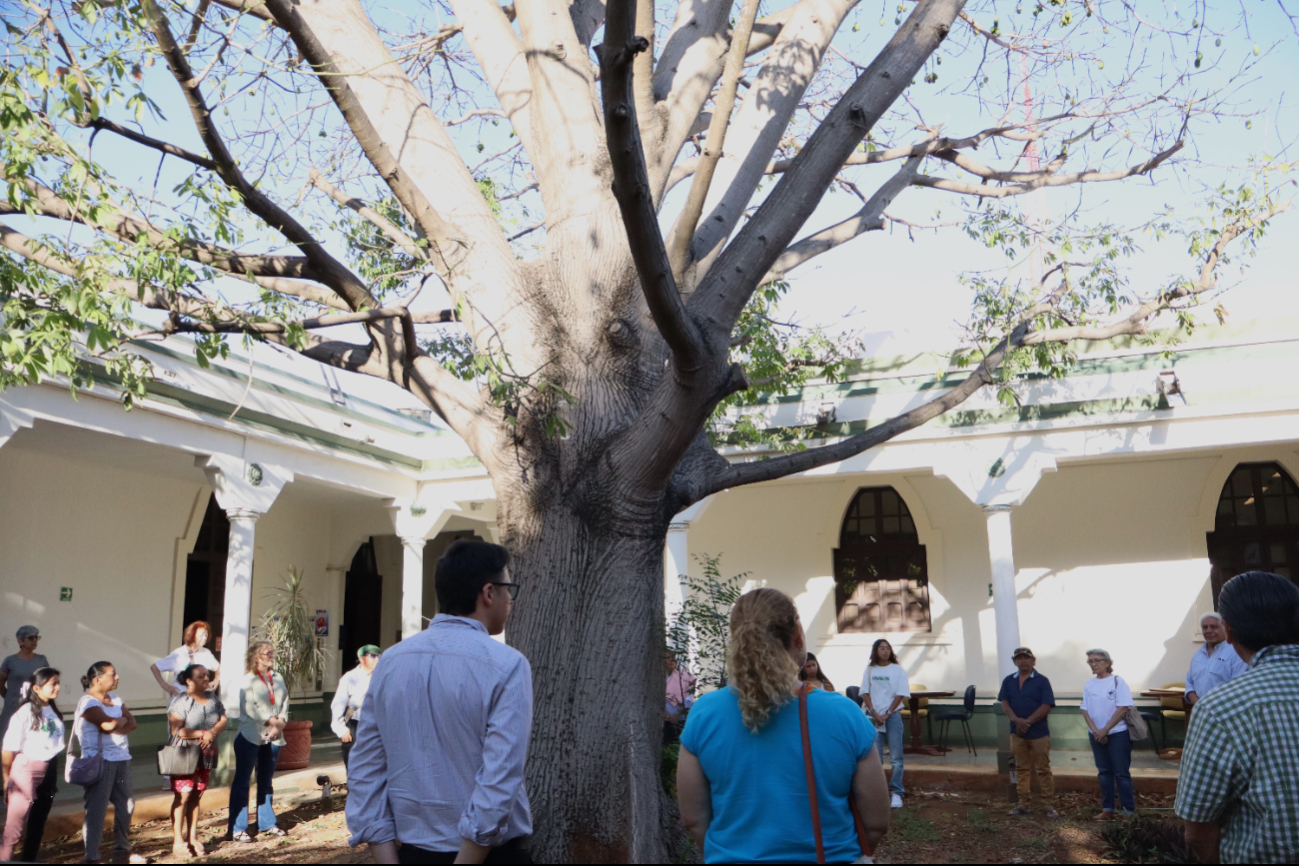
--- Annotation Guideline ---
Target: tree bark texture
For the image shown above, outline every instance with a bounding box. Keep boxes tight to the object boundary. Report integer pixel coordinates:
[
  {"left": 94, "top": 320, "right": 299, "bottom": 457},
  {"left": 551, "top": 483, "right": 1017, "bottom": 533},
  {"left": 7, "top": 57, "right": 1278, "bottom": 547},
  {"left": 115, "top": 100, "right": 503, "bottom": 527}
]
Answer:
[{"left": 498, "top": 480, "right": 683, "bottom": 863}]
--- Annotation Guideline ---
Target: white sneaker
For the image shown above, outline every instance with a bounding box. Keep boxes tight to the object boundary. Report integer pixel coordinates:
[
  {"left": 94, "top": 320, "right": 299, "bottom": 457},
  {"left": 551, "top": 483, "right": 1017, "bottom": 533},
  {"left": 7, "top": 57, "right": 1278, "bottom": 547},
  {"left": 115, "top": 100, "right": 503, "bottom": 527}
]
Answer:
[{"left": 891, "top": 794, "right": 903, "bottom": 809}]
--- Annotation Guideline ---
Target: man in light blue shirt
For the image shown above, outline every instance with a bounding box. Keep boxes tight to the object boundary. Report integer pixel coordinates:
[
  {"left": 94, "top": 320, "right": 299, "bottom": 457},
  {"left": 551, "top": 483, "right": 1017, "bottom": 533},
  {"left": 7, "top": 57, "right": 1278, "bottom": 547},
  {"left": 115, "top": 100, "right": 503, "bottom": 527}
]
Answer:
[
  {"left": 346, "top": 540, "right": 532, "bottom": 864},
  {"left": 1185, "top": 612, "right": 1248, "bottom": 705}
]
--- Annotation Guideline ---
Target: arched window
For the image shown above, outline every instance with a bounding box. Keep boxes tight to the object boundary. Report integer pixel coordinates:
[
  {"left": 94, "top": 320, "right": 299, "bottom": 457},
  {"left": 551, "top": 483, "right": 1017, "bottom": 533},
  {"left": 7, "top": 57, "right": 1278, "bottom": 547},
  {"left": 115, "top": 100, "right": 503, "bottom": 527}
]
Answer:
[
  {"left": 833, "top": 487, "right": 931, "bottom": 633},
  {"left": 1206, "top": 462, "right": 1299, "bottom": 603}
]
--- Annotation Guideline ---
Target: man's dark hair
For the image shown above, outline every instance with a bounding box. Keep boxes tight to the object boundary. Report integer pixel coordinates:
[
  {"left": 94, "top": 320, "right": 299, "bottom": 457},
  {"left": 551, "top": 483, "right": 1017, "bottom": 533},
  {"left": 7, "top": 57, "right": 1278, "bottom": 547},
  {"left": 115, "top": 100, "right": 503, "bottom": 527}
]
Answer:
[
  {"left": 1219, "top": 571, "right": 1299, "bottom": 653},
  {"left": 435, "top": 539, "right": 511, "bottom": 616}
]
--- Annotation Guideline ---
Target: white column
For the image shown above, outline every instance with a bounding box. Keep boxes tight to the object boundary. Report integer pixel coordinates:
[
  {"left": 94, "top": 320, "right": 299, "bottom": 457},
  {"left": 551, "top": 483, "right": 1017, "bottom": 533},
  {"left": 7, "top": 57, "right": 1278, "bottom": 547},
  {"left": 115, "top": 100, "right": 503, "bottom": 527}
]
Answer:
[
  {"left": 664, "top": 521, "right": 691, "bottom": 620},
  {"left": 399, "top": 535, "right": 427, "bottom": 639},
  {"left": 220, "top": 508, "right": 261, "bottom": 713},
  {"left": 984, "top": 504, "right": 1022, "bottom": 680}
]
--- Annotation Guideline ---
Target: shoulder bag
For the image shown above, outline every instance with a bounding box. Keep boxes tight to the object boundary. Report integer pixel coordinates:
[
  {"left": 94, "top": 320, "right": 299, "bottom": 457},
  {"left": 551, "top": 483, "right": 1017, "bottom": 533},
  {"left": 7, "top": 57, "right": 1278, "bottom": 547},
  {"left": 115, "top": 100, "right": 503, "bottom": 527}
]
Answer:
[
  {"left": 1114, "top": 676, "right": 1149, "bottom": 741},
  {"left": 799, "top": 683, "right": 875, "bottom": 865},
  {"left": 65, "top": 700, "right": 105, "bottom": 786},
  {"left": 157, "top": 697, "right": 202, "bottom": 776}
]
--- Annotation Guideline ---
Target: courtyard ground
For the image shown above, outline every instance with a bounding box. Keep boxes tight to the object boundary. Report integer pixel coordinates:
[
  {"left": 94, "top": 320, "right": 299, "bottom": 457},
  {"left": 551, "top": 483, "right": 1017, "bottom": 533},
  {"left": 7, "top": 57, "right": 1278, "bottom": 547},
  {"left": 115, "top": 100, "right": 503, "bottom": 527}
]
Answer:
[{"left": 34, "top": 785, "right": 1180, "bottom": 864}]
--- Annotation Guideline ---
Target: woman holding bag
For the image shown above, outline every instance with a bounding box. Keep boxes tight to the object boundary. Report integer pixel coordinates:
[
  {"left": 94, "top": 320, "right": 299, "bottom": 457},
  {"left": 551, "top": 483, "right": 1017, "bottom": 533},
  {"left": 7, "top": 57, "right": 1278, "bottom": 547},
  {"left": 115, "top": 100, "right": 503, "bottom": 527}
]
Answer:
[
  {"left": 166, "top": 665, "right": 227, "bottom": 858},
  {"left": 676, "top": 588, "right": 890, "bottom": 863},
  {"left": 227, "top": 640, "right": 289, "bottom": 843},
  {"left": 74, "top": 661, "right": 142, "bottom": 864}
]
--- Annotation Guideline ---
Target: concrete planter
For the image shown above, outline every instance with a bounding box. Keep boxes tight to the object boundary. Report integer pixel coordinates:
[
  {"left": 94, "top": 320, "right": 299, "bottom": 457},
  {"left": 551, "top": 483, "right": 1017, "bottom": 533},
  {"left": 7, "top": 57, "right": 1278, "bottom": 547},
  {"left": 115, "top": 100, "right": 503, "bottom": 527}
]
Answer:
[{"left": 276, "top": 719, "right": 314, "bottom": 771}]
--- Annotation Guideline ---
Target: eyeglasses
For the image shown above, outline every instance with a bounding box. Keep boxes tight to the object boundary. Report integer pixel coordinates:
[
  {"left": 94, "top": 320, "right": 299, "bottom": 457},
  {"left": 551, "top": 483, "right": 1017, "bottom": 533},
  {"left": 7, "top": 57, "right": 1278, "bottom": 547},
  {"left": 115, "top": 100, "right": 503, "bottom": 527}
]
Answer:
[
  {"left": 258, "top": 651, "right": 275, "bottom": 658},
  {"left": 364, "top": 653, "right": 380, "bottom": 660},
  {"left": 491, "top": 582, "right": 520, "bottom": 600}
]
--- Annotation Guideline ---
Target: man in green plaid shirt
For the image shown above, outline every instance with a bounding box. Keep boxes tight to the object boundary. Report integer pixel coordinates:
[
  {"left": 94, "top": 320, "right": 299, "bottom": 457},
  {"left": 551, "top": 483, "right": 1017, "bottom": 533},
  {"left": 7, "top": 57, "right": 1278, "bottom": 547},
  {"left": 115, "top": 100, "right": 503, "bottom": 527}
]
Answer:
[{"left": 1175, "top": 571, "right": 1299, "bottom": 864}]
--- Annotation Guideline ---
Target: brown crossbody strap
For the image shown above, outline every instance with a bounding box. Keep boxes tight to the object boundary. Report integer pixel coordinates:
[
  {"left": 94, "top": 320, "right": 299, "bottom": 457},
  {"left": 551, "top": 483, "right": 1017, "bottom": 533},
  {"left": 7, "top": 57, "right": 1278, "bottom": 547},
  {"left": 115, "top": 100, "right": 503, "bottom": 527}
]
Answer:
[
  {"left": 799, "top": 683, "right": 874, "bottom": 864},
  {"left": 798, "top": 683, "right": 826, "bottom": 864}
]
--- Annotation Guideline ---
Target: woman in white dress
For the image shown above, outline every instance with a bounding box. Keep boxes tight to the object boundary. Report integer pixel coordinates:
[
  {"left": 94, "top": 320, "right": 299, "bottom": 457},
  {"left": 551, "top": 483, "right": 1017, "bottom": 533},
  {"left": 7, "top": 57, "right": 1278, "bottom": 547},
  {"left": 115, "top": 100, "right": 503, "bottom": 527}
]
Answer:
[{"left": 150, "top": 621, "right": 220, "bottom": 698}]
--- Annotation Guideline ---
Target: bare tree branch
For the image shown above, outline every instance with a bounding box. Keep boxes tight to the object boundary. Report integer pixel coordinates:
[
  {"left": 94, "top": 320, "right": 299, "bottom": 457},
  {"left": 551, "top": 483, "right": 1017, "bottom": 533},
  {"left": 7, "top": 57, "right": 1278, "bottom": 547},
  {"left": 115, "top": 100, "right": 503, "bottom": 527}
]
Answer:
[
  {"left": 686, "top": 0, "right": 859, "bottom": 283},
  {"left": 602, "top": 0, "right": 705, "bottom": 372},
  {"left": 913, "top": 140, "right": 1185, "bottom": 198},
  {"left": 88, "top": 118, "right": 218, "bottom": 171},
  {"left": 692, "top": 0, "right": 968, "bottom": 331},
  {"left": 667, "top": 0, "right": 762, "bottom": 283},
  {"left": 446, "top": 0, "right": 536, "bottom": 157},
  {"left": 168, "top": 306, "right": 459, "bottom": 334},
  {"left": 763, "top": 153, "right": 925, "bottom": 282},
  {"left": 308, "top": 168, "right": 427, "bottom": 262}
]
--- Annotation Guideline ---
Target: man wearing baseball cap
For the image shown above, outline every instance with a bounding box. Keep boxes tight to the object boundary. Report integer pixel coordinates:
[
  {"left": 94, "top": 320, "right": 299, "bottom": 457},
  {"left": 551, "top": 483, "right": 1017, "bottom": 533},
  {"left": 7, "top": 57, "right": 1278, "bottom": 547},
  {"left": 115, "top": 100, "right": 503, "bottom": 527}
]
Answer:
[
  {"left": 997, "top": 647, "right": 1059, "bottom": 819},
  {"left": 331, "top": 644, "right": 381, "bottom": 770}
]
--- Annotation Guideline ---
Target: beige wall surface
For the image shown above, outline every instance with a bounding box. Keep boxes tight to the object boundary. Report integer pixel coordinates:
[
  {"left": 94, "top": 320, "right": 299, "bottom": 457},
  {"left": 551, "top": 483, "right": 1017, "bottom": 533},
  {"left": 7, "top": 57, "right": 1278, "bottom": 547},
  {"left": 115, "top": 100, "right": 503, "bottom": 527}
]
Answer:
[
  {"left": 686, "top": 451, "right": 1278, "bottom": 701},
  {"left": 0, "top": 436, "right": 398, "bottom": 707},
  {"left": 0, "top": 442, "right": 196, "bottom": 709}
]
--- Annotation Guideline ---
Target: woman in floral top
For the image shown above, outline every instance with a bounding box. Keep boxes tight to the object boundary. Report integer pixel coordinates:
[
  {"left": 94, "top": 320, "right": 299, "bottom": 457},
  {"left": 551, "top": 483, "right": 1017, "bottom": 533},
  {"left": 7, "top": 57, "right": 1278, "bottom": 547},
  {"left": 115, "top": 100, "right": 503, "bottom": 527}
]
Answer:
[{"left": 167, "top": 665, "right": 227, "bottom": 858}]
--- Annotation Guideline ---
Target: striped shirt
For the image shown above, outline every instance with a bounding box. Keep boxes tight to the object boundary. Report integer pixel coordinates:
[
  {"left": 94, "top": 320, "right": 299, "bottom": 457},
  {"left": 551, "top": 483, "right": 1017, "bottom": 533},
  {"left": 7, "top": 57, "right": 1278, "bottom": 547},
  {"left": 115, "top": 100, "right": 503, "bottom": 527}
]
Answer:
[
  {"left": 1174, "top": 643, "right": 1299, "bottom": 864},
  {"left": 345, "top": 615, "right": 533, "bottom": 851}
]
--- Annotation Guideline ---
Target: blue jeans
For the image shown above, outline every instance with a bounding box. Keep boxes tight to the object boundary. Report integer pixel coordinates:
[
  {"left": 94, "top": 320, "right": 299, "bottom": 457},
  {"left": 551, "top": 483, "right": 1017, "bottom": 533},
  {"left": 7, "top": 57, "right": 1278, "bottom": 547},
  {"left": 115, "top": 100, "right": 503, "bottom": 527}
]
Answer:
[
  {"left": 875, "top": 712, "right": 905, "bottom": 796},
  {"left": 229, "top": 734, "right": 281, "bottom": 835},
  {"left": 1089, "top": 729, "right": 1135, "bottom": 812}
]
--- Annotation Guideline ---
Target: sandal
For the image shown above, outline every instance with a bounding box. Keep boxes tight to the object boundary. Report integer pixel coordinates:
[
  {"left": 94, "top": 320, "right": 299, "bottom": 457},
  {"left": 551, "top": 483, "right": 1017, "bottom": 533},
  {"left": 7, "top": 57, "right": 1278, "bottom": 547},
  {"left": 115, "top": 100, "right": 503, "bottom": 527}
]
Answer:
[
  {"left": 231, "top": 832, "right": 255, "bottom": 843},
  {"left": 263, "top": 827, "right": 287, "bottom": 838}
]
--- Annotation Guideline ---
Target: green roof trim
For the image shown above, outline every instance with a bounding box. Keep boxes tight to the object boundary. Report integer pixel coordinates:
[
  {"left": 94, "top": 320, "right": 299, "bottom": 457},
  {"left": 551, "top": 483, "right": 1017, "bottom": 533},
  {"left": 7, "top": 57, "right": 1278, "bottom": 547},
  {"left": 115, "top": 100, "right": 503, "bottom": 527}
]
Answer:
[
  {"left": 133, "top": 341, "right": 450, "bottom": 438},
  {"left": 739, "top": 331, "right": 1299, "bottom": 408},
  {"left": 82, "top": 367, "right": 484, "bottom": 474}
]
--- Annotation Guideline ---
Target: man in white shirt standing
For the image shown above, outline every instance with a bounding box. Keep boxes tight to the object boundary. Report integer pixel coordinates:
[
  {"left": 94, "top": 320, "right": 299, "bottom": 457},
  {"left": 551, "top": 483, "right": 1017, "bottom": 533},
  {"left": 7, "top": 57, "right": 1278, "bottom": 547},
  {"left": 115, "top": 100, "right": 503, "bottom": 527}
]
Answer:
[
  {"left": 346, "top": 540, "right": 532, "bottom": 865},
  {"left": 1184, "top": 613, "right": 1248, "bottom": 705},
  {"left": 331, "top": 644, "right": 380, "bottom": 771}
]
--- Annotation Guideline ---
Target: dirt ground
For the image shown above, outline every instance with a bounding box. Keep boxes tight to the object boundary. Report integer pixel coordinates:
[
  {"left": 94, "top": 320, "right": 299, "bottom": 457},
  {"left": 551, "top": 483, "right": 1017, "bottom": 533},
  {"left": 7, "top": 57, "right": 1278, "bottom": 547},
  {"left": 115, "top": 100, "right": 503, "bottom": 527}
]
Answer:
[
  {"left": 35, "top": 785, "right": 1177, "bottom": 864},
  {"left": 39, "top": 793, "right": 374, "bottom": 865},
  {"left": 873, "top": 788, "right": 1179, "bottom": 865}
]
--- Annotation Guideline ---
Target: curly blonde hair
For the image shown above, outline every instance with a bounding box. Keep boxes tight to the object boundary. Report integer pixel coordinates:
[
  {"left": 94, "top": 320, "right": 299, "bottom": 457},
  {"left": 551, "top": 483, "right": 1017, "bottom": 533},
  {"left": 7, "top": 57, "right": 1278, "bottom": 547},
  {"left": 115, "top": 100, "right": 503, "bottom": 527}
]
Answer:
[
  {"left": 727, "top": 588, "right": 800, "bottom": 733},
  {"left": 245, "top": 640, "right": 274, "bottom": 674}
]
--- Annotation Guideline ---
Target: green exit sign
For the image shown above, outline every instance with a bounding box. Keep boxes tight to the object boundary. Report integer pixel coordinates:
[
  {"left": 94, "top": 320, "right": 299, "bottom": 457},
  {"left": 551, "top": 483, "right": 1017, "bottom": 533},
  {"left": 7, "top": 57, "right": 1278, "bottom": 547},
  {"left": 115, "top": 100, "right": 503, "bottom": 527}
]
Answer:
[{"left": 59, "top": 587, "right": 73, "bottom": 602}]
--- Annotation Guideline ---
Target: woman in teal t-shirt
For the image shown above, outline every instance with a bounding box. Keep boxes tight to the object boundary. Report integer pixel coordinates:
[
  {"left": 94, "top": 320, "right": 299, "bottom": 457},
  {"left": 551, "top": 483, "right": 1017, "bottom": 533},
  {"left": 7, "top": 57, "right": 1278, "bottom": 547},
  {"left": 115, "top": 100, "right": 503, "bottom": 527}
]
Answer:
[{"left": 677, "top": 589, "right": 891, "bottom": 863}]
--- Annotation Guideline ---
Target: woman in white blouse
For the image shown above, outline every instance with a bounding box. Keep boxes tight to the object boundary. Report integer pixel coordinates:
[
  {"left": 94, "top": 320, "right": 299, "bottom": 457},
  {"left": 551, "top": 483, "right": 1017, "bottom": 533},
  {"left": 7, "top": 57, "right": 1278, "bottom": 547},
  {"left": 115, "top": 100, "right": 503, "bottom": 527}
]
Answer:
[
  {"left": 1081, "top": 648, "right": 1137, "bottom": 820},
  {"left": 150, "top": 621, "right": 220, "bottom": 698},
  {"left": 1, "top": 667, "right": 65, "bottom": 862},
  {"left": 228, "top": 640, "right": 289, "bottom": 843}
]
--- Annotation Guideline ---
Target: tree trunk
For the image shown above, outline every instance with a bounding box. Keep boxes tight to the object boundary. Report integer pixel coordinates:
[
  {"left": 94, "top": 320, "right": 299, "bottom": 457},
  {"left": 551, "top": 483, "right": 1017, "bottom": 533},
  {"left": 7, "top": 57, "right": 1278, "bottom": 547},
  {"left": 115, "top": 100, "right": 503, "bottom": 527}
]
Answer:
[{"left": 503, "top": 499, "right": 689, "bottom": 863}]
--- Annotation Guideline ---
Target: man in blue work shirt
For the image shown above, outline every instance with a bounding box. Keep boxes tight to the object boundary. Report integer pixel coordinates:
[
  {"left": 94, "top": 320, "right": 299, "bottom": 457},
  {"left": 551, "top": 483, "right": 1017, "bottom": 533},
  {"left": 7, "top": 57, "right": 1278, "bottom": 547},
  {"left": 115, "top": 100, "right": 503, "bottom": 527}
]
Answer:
[{"left": 998, "top": 647, "right": 1058, "bottom": 819}]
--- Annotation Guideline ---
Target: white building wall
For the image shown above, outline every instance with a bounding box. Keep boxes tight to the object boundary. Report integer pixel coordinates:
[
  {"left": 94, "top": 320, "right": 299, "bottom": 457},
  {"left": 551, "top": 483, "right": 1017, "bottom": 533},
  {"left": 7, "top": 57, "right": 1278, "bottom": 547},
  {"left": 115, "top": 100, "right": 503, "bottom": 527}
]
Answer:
[
  {"left": 686, "top": 450, "right": 1282, "bottom": 699},
  {"left": 0, "top": 442, "right": 196, "bottom": 709}
]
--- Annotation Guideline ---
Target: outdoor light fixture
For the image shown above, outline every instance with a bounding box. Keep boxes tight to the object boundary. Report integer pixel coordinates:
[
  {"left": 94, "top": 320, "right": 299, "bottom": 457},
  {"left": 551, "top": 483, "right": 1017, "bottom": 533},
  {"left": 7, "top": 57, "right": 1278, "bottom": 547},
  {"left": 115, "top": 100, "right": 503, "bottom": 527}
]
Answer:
[{"left": 1156, "top": 370, "right": 1186, "bottom": 405}]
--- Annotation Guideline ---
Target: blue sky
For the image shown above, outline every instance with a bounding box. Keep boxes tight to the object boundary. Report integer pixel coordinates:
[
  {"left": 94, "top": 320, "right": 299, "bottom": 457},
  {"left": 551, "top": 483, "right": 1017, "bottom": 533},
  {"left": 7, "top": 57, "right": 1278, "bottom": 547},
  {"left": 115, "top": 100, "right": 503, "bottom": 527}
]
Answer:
[{"left": 13, "top": 0, "right": 1299, "bottom": 356}]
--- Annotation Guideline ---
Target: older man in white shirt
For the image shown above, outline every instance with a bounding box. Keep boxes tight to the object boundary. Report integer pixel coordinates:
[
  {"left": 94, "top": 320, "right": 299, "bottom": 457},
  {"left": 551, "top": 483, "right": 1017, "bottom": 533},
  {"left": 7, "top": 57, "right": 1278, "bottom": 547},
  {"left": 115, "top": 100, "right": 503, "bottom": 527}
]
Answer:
[
  {"left": 1185, "top": 612, "right": 1248, "bottom": 705},
  {"left": 346, "top": 540, "right": 532, "bottom": 865},
  {"left": 331, "top": 644, "right": 380, "bottom": 770}
]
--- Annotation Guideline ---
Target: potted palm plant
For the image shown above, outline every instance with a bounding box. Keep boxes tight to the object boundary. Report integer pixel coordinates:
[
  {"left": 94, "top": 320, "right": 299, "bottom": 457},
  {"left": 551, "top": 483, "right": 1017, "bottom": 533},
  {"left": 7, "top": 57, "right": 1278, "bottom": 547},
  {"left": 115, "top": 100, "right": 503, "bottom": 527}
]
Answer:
[{"left": 258, "top": 567, "right": 329, "bottom": 770}]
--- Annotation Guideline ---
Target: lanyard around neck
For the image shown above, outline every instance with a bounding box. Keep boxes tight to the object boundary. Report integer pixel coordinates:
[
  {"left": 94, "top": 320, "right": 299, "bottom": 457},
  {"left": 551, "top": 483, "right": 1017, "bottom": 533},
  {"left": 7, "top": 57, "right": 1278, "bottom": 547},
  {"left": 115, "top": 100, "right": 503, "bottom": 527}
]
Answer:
[{"left": 257, "top": 671, "right": 275, "bottom": 706}]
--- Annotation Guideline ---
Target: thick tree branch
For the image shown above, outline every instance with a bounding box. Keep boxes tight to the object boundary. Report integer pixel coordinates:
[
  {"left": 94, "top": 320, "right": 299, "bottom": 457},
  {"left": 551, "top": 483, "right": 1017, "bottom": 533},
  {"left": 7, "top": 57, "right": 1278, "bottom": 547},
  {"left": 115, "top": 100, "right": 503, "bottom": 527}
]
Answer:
[
  {"left": 88, "top": 119, "right": 217, "bottom": 171},
  {"left": 667, "top": 0, "right": 762, "bottom": 283},
  {"left": 701, "top": 327, "right": 1015, "bottom": 495},
  {"left": 763, "top": 153, "right": 924, "bottom": 282},
  {"left": 686, "top": 0, "right": 859, "bottom": 281},
  {"left": 141, "top": 0, "right": 375, "bottom": 311},
  {"left": 602, "top": 0, "right": 705, "bottom": 372},
  {"left": 446, "top": 0, "right": 536, "bottom": 158},
  {"left": 209, "top": 0, "right": 273, "bottom": 23},
  {"left": 261, "top": 0, "right": 518, "bottom": 304},
  {"left": 693, "top": 0, "right": 967, "bottom": 331}
]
